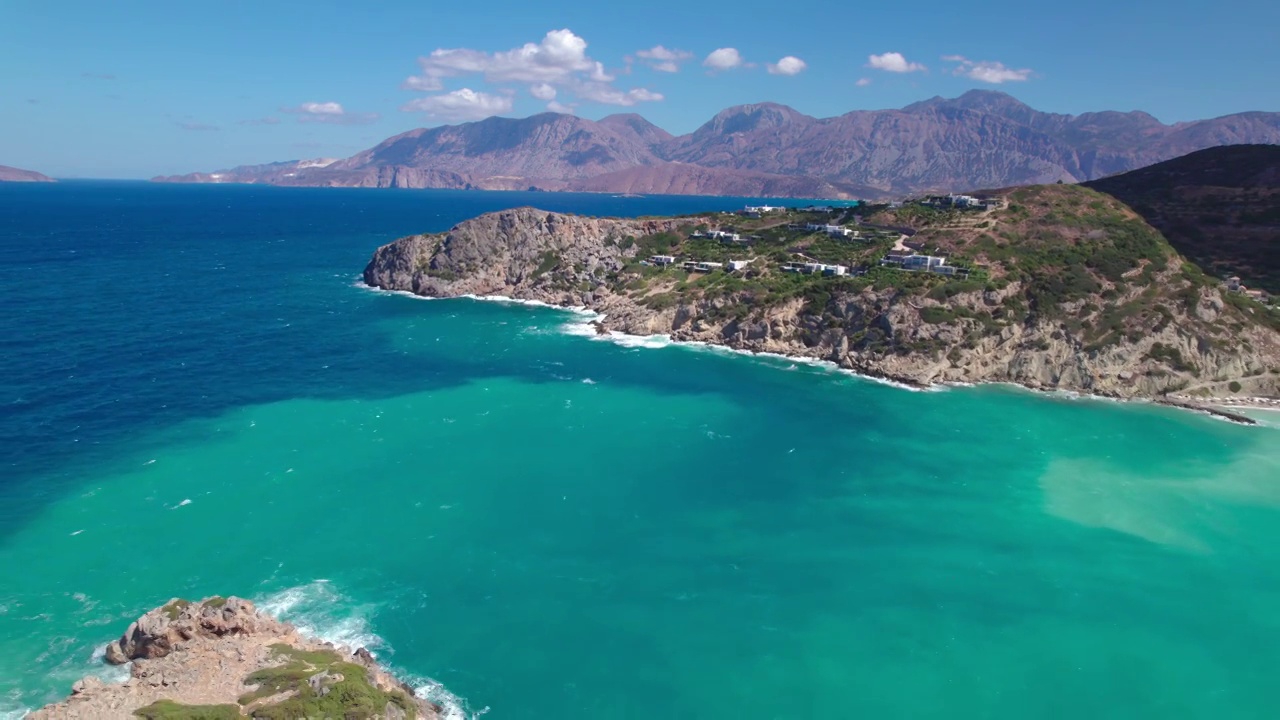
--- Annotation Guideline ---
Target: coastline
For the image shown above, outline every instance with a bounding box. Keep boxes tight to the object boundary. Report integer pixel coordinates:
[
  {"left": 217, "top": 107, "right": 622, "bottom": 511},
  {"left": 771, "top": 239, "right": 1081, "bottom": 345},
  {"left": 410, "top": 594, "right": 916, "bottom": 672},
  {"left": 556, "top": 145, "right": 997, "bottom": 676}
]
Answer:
[
  {"left": 30, "top": 595, "right": 458, "bottom": 720},
  {"left": 362, "top": 281, "right": 1266, "bottom": 426}
]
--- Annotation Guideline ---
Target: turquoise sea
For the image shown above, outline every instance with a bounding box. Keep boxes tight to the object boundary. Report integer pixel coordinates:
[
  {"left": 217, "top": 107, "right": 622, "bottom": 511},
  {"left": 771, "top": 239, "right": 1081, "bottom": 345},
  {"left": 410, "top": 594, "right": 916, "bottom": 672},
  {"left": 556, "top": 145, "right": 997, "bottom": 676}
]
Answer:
[{"left": 2, "top": 182, "right": 1279, "bottom": 719}]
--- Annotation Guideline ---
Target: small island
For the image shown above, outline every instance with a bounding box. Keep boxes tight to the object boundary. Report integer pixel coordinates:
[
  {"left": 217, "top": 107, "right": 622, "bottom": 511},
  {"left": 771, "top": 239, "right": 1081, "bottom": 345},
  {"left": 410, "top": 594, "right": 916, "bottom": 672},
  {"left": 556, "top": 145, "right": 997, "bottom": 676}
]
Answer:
[
  {"left": 364, "top": 180, "right": 1280, "bottom": 410},
  {"left": 33, "top": 597, "right": 441, "bottom": 719}
]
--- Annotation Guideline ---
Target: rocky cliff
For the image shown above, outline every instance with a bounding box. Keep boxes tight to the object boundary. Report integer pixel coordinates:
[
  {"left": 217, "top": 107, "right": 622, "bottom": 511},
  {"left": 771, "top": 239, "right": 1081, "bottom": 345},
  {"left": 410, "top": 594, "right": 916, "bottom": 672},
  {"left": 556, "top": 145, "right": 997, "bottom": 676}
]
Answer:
[
  {"left": 0, "top": 164, "right": 55, "bottom": 182},
  {"left": 364, "top": 192, "right": 1280, "bottom": 403},
  {"left": 33, "top": 597, "right": 440, "bottom": 719},
  {"left": 156, "top": 91, "right": 1280, "bottom": 198}
]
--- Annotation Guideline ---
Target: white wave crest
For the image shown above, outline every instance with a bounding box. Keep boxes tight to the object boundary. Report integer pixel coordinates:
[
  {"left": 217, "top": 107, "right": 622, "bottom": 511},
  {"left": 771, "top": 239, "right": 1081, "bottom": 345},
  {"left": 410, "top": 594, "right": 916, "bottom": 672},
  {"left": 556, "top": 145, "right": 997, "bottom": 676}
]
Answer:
[
  {"left": 461, "top": 293, "right": 595, "bottom": 317},
  {"left": 411, "top": 676, "right": 490, "bottom": 720},
  {"left": 559, "top": 318, "right": 933, "bottom": 391},
  {"left": 257, "top": 581, "right": 480, "bottom": 719},
  {"left": 257, "top": 580, "right": 385, "bottom": 654},
  {"left": 88, "top": 643, "right": 132, "bottom": 684}
]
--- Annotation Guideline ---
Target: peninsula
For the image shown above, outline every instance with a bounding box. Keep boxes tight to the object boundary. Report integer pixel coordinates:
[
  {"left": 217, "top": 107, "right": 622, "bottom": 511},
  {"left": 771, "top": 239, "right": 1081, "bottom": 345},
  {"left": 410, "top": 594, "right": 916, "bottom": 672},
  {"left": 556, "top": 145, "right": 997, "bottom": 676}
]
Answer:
[
  {"left": 363, "top": 181, "right": 1280, "bottom": 406},
  {"left": 0, "top": 164, "right": 55, "bottom": 182},
  {"left": 33, "top": 597, "right": 441, "bottom": 719}
]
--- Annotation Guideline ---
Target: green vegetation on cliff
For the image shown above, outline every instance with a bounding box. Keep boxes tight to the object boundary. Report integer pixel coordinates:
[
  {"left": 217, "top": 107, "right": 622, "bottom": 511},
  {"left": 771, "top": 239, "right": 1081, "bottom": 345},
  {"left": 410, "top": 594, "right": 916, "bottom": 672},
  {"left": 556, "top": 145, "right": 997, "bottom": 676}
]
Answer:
[
  {"left": 239, "top": 645, "right": 418, "bottom": 719},
  {"left": 606, "top": 186, "right": 1227, "bottom": 343},
  {"left": 134, "top": 700, "right": 242, "bottom": 720}
]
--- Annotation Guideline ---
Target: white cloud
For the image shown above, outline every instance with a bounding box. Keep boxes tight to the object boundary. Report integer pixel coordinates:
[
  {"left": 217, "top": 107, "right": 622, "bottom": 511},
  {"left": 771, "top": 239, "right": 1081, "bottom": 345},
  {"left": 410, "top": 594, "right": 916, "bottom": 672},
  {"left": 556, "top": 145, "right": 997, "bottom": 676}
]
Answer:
[
  {"left": 866, "top": 52, "right": 926, "bottom": 73},
  {"left": 572, "top": 82, "right": 663, "bottom": 106},
  {"left": 547, "top": 101, "right": 575, "bottom": 114},
  {"left": 856, "top": 77, "right": 872, "bottom": 87},
  {"left": 767, "top": 56, "right": 807, "bottom": 76},
  {"left": 637, "top": 45, "right": 693, "bottom": 73},
  {"left": 299, "top": 101, "right": 344, "bottom": 115},
  {"left": 944, "top": 56, "right": 1033, "bottom": 84},
  {"left": 402, "top": 29, "right": 664, "bottom": 113},
  {"left": 407, "top": 29, "right": 598, "bottom": 88},
  {"left": 281, "top": 101, "right": 380, "bottom": 125},
  {"left": 400, "top": 88, "right": 515, "bottom": 121},
  {"left": 703, "top": 48, "right": 744, "bottom": 71}
]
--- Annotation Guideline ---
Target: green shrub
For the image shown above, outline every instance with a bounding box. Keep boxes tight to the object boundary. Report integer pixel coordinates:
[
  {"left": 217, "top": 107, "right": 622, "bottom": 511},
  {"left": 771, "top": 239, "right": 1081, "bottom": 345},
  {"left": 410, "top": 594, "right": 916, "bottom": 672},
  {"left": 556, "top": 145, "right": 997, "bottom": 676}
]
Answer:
[
  {"left": 161, "top": 600, "right": 191, "bottom": 621},
  {"left": 133, "top": 700, "right": 241, "bottom": 720},
  {"left": 533, "top": 251, "right": 561, "bottom": 277},
  {"left": 919, "top": 307, "right": 958, "bottom": 324}
]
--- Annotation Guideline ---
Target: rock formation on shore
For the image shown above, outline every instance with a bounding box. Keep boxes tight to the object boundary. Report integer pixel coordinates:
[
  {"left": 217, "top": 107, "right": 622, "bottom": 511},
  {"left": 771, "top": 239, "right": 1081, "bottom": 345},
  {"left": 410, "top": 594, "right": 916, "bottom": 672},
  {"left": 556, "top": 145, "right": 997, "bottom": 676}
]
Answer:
[
  {"left": 363, "top": 187, "right": 1280, "bottom": 402},
  {"left": 33, "top": 597, "right": 439, "bottom": 719}
]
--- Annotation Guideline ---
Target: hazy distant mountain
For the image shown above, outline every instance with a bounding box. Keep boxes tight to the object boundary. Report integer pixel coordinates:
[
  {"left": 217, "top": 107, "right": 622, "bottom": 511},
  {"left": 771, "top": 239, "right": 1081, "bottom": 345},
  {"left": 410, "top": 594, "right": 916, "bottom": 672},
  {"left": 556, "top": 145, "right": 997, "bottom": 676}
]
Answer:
[
  {"left": 0, "top": 164, "right": 55, "bottom": 183},
  {"left": 154, "top": 91, "right": 1280, "bottom": 198}
]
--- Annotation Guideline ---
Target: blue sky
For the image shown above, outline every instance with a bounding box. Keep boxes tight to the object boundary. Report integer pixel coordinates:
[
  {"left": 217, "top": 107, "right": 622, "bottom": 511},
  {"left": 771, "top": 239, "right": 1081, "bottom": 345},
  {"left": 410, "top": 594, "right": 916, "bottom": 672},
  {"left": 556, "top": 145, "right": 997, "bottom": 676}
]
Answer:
[{"left": 2, "top": 0, "right": 1277, "bottom": 178}]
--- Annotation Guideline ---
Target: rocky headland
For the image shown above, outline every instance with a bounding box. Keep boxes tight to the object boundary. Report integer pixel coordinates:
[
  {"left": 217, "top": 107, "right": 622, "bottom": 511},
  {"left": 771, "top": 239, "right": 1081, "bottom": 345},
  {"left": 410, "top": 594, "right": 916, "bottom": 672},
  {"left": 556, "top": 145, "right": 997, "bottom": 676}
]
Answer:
[
  {"left": 363, "top": 185, "right": 1280, "bottom": 410},
  {"left": 33, "top": 597, "right": 440, "bottom": 719}
]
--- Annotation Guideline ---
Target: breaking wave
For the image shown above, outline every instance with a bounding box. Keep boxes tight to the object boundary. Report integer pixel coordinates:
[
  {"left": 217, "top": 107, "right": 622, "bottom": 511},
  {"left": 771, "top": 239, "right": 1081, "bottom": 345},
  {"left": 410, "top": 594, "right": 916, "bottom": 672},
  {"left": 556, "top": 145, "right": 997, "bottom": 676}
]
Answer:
[
  {"left": 258, "top": 581, "right": 485, "bottom": 719},
  {"left": 558, "top": 315, "right": 933, "bottom": 391}
]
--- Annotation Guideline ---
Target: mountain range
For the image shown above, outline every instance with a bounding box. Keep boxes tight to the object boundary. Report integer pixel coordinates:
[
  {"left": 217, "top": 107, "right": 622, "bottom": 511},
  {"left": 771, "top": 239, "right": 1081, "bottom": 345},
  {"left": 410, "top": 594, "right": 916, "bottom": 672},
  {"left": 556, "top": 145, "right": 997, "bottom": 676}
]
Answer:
[{"left": 154, "top": 90, "right": 1280, "bottom": 198}]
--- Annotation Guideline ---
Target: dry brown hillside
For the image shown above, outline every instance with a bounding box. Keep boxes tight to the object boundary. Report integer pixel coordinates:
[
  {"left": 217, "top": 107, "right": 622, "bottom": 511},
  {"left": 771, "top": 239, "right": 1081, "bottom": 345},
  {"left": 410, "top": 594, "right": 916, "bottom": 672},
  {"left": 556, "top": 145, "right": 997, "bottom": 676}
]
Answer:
[{"left": 1084, "top": 144, "right": 1280, "bottom": 294}]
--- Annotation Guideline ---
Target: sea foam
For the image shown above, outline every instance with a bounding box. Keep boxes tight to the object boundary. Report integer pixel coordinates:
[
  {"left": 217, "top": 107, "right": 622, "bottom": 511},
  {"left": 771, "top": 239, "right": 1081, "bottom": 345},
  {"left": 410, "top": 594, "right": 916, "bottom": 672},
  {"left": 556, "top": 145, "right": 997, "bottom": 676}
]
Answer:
[
  {"left": 258, "top": 580, "right": 385, "bottom": 654},
  {"left": 558, "top": 315, "right": 933, "bottom": 392},
  {"left": 258, "top": 581, "right": 483, "bottom": 719}
]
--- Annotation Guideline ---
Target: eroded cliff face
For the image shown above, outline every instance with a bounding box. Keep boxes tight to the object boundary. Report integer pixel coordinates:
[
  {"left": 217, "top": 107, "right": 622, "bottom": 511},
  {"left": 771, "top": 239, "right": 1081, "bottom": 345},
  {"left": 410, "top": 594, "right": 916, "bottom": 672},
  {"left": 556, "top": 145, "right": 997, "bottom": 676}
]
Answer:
[
  {"left": 34, "top": 597, "right": 440, "bottom": 719},
  {"left": 363, "top": 208, "right": 1280, "bottom": 400}
]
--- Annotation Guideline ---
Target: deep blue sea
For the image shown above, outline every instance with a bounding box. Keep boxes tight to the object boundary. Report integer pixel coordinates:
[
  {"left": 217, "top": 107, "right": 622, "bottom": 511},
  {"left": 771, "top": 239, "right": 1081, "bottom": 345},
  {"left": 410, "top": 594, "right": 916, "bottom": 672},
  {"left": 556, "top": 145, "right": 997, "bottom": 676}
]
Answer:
[{"left": 2, "top": 181, "right": 1279, "bottom": 719}]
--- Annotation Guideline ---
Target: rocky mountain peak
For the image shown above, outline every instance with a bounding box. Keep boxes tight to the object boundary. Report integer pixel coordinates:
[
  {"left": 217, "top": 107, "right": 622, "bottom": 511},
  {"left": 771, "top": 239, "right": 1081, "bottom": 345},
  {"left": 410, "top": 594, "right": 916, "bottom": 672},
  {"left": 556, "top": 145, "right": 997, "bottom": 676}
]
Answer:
[{"left": 695, "top": 102, "right": 813, "bottom": 137}]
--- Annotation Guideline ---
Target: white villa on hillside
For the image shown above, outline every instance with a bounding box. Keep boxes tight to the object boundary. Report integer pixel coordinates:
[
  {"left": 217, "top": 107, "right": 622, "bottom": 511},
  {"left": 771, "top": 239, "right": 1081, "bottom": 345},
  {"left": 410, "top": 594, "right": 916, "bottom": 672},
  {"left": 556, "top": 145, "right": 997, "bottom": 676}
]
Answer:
[
  {"left": 805, "top": 223, "right": 855, "bottom": 238},
  {"left": 782, "top": 262, "right": 848, "bottom": 276},
  {"left": 744, "top": 205, "right": 785, "bottom": 214},
  {"left": 696, "top": 230, "right": 748, "bottom": 243},
  {"left": 684, "top": 261, "right": 724, "bottom": 273},
  {"left": 881, "top": 253, "right": 965, "bottom": 276}
]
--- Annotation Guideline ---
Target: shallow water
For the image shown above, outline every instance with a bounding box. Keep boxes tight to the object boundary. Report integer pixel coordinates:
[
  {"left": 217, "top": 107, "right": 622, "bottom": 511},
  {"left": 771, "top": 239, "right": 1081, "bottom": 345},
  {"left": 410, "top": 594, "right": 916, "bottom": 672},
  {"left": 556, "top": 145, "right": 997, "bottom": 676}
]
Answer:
[{"left": 2, "top": 183, "right": 1278, "bottom": 718}]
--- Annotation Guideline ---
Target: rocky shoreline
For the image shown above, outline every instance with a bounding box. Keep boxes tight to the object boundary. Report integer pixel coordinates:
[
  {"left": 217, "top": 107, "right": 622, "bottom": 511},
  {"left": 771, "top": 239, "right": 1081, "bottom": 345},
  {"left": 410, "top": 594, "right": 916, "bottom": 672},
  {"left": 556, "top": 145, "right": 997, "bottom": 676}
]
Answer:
[
  {"left": 33, "top": 597, "right": 441, "bottom": 719},
  {"left": 361, "top": 207, "right": 1280, "bottom": 419},
  {"left": 583, "top": 302, "right": 1264, "bottom": 425}
]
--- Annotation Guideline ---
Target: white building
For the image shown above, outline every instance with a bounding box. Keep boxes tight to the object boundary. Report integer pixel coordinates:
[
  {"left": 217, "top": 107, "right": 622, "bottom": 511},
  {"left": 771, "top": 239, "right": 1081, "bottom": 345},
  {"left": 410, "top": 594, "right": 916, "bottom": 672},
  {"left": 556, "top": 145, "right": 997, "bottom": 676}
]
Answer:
[
  {"left": 707, "top": 230, "right": 745, "bottom": 243},
  {"left": 726, "top": 259, "right": 752, "bottom": 271},
  {"left": 901, "top": 254, "right": 947, "bottom": 270},
  {"left": 785, "top": 262, "right": 848, "bottom": 276},
  {"left": 649, "top": 255, "right": 677, "bottom": 266},
  {"left": 805, "top": 223, "right": 854, "bottom": 237},
  {"left": 744, "top": 205, "right": 785, "bottom": 214},
  {"left": 683, "top": 261, "right": 724, "bottom": 272}
]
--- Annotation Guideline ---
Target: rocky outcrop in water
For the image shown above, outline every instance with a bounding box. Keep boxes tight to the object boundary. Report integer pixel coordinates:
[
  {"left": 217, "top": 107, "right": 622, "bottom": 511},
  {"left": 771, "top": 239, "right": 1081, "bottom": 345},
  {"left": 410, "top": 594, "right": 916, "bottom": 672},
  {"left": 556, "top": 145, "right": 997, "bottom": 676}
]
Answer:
[
  {"left": 363, "top": 198, "right": 1280, "bottom": 403},
  {"left": 33, "top": 597, "right": 440, "bottom": 719}
]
